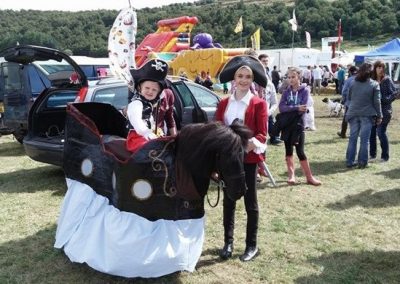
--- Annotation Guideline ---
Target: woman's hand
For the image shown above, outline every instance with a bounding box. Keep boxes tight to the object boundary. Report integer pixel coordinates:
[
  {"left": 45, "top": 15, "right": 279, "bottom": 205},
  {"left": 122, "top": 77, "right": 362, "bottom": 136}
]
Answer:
[
  {"left": 376, "top": 117, "right": 382, "bottom": 125},
  {"left": 298, "top": 105, "right": 307, "bottom": 112}
]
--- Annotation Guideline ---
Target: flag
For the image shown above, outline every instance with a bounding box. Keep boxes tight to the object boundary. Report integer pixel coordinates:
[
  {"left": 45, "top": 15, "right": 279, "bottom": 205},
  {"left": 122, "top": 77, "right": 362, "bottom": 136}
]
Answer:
[
  {"left": 305, "top": 31, "right": 311, "bottom": 48},
  {"left": 234, "top": 16, "right": 243, "bottom": 33},
  {"left": 337, "top": 18, "right": 342, "bottom": 49},
  {"left": 251, "top": 28, "right": 261, "bottom": 50},
  {"left": 288, "top": 9, "right": 297, "bottom": 32}
]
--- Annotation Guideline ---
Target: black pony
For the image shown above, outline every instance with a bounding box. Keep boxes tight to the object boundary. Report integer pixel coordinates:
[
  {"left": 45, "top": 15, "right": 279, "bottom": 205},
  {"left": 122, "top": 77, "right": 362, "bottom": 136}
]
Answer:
[{"left": 63, "top": 102, "right": 252, "bottom": 221}]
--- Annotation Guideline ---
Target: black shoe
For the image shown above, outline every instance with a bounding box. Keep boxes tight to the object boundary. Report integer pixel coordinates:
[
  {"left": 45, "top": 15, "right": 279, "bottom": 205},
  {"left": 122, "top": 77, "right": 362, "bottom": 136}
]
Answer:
[
  {"left": 346, "top": 163, "right": 357, "bottom": 169},
  {"left": 337, "top": 132, "right": 346, "bottom": 138},
  {"left": 239, "top": 246, "right": 259, "bottom": 262},
  {"left": 270, "top": 138, "right": 282, "bottom": 145},
  {"left": 219, "top": 243, "right": 233, "bottom": 260},
  {"left": 358, "top": 163, "right": 368, "bottom": 169}
]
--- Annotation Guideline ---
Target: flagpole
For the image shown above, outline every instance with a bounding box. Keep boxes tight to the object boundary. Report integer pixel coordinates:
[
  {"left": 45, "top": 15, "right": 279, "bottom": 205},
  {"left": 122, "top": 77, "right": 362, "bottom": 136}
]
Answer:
[{"left": 291, "top": 30, "right": 294, "bottom": 66}]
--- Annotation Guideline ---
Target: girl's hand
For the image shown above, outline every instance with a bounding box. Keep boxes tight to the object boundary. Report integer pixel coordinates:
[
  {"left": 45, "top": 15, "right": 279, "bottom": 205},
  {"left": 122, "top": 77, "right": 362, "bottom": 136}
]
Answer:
[{"left": 298, "top": 105, "right": 307, "bottom": 112}]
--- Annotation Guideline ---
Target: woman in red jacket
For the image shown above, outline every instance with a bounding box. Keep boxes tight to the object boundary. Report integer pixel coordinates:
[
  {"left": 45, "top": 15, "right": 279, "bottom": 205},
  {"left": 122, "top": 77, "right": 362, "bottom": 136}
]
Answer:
[{"left": 215, "top": 55, "right": 268, "bottom": 262}]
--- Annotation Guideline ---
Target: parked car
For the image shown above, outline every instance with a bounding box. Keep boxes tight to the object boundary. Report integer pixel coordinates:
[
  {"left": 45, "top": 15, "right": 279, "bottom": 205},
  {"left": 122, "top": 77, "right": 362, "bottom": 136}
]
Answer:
[
  {"left": 17, "top": 46, "right": 221, "bottom": 166},
  {"left": 0, "top": 45, "right": 110, "bottom": 142}
]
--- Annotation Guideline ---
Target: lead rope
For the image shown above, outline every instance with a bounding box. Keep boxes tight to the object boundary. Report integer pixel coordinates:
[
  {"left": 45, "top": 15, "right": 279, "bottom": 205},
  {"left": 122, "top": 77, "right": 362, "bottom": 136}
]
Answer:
[{"left": 207, "top": 179, "right": 224, "bottom": 208}]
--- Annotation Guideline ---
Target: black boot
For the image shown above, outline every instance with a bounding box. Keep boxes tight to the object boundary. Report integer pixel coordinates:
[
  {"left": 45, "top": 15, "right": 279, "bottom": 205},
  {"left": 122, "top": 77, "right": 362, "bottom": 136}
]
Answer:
[
  {"left": 239, "top": 246, "right": 259, "bottom": 262},
  {"left": 219, "top": 242, "right": 233, "bottom": 260}
]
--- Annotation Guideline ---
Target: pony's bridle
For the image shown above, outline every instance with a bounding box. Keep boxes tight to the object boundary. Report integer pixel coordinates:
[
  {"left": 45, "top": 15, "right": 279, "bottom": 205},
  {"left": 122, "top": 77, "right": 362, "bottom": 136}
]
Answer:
[{"left": 206, "top": 153, "right": 246, "bottom": 208}]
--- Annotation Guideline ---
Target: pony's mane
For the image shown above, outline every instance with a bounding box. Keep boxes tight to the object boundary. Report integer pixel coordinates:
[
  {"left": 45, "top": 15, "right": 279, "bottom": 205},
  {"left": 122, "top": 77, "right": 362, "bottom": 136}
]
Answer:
[{"left": 176, "top": 121, "right": 253, "bottom": 174}]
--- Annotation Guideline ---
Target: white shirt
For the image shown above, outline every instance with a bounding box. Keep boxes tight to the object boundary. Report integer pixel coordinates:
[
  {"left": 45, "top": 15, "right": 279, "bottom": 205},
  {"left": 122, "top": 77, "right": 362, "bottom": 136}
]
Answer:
[
  {"left": 264, "top": 80, "right": 278, "bottom": 115},
  {"left": 224, "top": 90, "right": 252, "bottom": 126},
  {"left": 127, "top": 100, "right": 157, "bottom": 140},
  {"left": 302, "top": 69, "right": 311, "bottom": 80},
  {"left": 224, "top": 90, "right": 267, "bottom": 154},
  {"left": 312, "top": 67, "right": 323, "bottom": 80}
]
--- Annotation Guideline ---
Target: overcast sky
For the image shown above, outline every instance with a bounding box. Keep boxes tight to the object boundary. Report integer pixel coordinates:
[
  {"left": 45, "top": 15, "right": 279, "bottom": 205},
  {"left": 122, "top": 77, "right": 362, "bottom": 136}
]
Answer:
[{"left": 0, "top": 0, "right": 198, "bottom": 11}]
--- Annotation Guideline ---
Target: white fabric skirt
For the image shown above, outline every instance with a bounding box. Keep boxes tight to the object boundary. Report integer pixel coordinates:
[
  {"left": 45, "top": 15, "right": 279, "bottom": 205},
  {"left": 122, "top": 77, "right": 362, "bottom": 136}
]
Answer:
[{"left": 54, "top": 178, "right": 205, "bottom": 278}]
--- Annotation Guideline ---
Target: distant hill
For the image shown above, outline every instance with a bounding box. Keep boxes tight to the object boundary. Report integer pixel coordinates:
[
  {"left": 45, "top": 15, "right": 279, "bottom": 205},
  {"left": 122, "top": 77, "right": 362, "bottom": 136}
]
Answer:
[{"left": 0, "top": 0, "right": 398, "bottom": 56}]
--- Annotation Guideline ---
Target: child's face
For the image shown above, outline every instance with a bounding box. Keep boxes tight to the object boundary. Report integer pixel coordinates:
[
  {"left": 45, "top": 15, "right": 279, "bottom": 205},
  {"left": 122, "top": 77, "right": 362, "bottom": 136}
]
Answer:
[
  {"left": 287, "top": 71, "right": 300, "bottom": 87},
  {"left": 139, "top": 81, "right": 161, "bottom": 101},
  {"left": 234, "top": 67, "right": 253, "bottom": 93}
]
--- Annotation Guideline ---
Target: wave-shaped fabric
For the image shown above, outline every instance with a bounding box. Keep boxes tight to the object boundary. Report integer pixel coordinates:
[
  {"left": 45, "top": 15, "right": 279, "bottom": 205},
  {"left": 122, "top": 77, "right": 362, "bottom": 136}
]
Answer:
[
  {"left": 108, "top": 7, "right": 137, "bottom": 87},
  {"left": 54, "top": 178, "right": 205, "bottom": 278}
]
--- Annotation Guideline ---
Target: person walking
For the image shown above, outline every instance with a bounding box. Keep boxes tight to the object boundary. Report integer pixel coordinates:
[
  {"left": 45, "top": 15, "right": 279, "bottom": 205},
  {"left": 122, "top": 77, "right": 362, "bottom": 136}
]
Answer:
[
  {"left": 216, "top": 55, "right": 268, "bottom": 262},
  {"left": 345, "top": 63, "right": 382, "bottom": 169},
  {"left": 369, "top": 60, "right": 398, "bottom": 162},
  {"left": 337, "top": 66, "right": 358, "bottom": 138},
  {"left": 312, "top": 65, "right": 322, "bottom": 95}
]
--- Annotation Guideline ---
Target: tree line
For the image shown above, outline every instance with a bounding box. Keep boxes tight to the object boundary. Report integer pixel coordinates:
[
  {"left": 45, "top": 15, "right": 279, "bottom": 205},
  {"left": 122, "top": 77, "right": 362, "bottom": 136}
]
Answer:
[{"left": 0, "top": 0, "right": 399, "bottom": 57}]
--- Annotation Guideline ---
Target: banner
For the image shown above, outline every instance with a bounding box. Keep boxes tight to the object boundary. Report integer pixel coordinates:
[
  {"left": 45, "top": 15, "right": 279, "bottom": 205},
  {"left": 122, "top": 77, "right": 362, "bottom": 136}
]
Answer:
[
  {"left": 234, "top": 16, "right": 243, "bottom": 33},
  {"left": 305, "top": 31, "right": 311, "bottom": 48},
  {"left": 288, "top": 9, "right": 298, "bottom": 32},
  {"left": 250, "top": 28, "right": 261, "bottom": 50},
  {"left": 337, "top": 18, "right": 342, "bottom": 50},
  {"left": 108, "top": 7, "right": 137, "bottom": 88}
]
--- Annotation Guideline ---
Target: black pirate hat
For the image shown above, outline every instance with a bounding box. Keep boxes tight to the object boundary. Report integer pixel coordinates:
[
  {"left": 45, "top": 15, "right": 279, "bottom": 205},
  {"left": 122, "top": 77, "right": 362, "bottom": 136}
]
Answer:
[
  {"left": 219, "top": 55, "right": 267, "bottom": 88},
  {"left": 130, "top": 59, "right": 169, "bottom": 90}
]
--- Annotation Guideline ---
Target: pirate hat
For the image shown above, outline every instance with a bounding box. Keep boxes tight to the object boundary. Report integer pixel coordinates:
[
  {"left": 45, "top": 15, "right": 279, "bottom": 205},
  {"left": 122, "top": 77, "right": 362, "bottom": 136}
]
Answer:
[
  {"left": 130, "top": 59, "right": 168, "bottom": 90},
  {"left": 219, "top": 55, "right": 267, "bottom": 88}
]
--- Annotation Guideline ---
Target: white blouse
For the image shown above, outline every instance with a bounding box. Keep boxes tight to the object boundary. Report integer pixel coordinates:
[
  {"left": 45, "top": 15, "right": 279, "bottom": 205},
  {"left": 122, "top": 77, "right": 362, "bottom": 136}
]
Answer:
[
  {"left": 127, "top": 100, "right": 157, "bottom": 140},
  {"left": 224, "top": 90, "right": 266, "bottom": 154}
]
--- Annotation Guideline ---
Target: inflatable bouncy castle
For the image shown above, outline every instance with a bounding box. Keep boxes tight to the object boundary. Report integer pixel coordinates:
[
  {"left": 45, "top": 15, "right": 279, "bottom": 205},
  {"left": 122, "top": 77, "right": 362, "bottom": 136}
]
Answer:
[{"left": 135, "top": 16, "right": 198, "bottom": 67}]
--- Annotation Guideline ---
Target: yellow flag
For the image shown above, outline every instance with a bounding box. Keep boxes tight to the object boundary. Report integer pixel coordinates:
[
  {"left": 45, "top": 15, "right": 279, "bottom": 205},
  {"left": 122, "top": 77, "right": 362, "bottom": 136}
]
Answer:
[
  {"left": 234, "top": 16, "right": 243, "bottom": 33},
  {"left": 251, "top": 28, "right": 260, "bottom": 50}
]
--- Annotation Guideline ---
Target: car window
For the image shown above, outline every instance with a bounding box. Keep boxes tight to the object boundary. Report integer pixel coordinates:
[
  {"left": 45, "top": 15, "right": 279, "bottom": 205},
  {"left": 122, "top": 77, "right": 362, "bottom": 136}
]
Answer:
[
  {"left": 46, "top": 90, "right": 78, "bottom": 108},
  {"left": 186, "top": 83, "right": 219, "bottom": 108},
  {"left": 92, "top": 86, "right": 128, "bottom": 110},
  {"left": 173, "top": 82, "right": 195, "bottom": 107},
  {"left": 28, "top": 65, "right": 48, "bottom": 98},
  {"left": 81, "top": 65, "right": 110, "bottom": 80},
  {"left": 2, "top": 63, "right": 23, "bottom": 91}
]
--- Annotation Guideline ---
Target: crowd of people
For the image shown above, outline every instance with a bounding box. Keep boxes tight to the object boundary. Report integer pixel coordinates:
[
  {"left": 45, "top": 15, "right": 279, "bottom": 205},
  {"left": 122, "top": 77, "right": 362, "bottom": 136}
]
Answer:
[{"left": 123, "top": 51, "right": 398, "bottom": 265}]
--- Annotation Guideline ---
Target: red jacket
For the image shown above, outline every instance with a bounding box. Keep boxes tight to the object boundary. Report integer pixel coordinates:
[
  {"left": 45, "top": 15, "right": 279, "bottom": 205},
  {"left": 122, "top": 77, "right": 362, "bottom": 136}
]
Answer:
[{"left": 215, "top": 96, "right": 268, "bottom": 163}]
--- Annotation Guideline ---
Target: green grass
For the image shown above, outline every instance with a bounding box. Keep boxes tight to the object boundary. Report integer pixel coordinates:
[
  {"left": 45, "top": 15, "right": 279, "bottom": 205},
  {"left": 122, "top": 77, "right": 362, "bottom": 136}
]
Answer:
[{"left": 1, "top": 91, "right": 400, "bottom": 283}]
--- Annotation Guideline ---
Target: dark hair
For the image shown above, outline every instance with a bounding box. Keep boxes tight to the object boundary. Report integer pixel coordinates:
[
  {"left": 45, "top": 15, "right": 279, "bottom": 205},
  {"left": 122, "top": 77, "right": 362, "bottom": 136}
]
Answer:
[
  {"left": 355, "top": 63, "right": 372, "bottom": 82},
  {"left": 371, "top": 60, "right": 385, "bottom": 80},
  {"left": 258, "top": 53, "right": 268, "bottom": 60},
  {"left": 348, "top": 65, "right": 358, "bottom": 76}
]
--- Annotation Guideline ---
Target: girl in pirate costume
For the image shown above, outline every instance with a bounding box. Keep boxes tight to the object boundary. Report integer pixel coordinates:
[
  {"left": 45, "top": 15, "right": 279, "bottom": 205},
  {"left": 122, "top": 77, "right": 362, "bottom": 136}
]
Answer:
[{"left": 126, "top": 59, "right": 168, "bottom": 153}]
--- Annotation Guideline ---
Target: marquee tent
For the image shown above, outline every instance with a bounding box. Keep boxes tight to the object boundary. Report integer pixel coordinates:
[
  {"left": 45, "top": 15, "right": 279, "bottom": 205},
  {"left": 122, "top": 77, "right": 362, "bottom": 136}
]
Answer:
[{"left": 354, "top": 38, "right": 400, "bottom": 63}]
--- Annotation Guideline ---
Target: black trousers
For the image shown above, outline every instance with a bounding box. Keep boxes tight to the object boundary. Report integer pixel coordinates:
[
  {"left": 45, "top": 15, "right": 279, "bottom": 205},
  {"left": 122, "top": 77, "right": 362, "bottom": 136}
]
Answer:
[
  {"left": 223, "top": 163, "right": 258, "bottom": 247},
  {"left": 284, "top": 132, "right": 307, "bottom": 160}
]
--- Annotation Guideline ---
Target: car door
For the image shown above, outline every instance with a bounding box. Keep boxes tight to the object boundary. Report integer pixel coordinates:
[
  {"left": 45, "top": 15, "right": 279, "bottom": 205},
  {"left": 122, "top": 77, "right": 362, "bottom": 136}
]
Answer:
[
  {"left": 0, "top": 45, "right": 88, "bottom": 139},
  {"left": 185, "top": 81, "right": 220, "bottom": 122},
  {"left": 0, "top": 62, "right": 27, "bottom": 129},
  {"left": 171, "top": 80, "right": 209, "bottom": 128}
]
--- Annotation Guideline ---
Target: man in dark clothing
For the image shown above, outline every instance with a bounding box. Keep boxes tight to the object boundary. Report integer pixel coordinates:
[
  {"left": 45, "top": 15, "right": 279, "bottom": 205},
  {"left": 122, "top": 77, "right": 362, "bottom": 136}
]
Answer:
[{"left": 271, "top": 65, "right": 280, "bottom": 92}]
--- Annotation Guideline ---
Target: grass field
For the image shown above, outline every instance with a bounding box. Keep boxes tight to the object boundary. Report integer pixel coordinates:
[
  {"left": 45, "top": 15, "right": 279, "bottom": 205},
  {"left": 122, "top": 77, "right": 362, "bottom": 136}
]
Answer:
[{"left": 1, "top": 88, "right": 400, "bottom": 283}]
